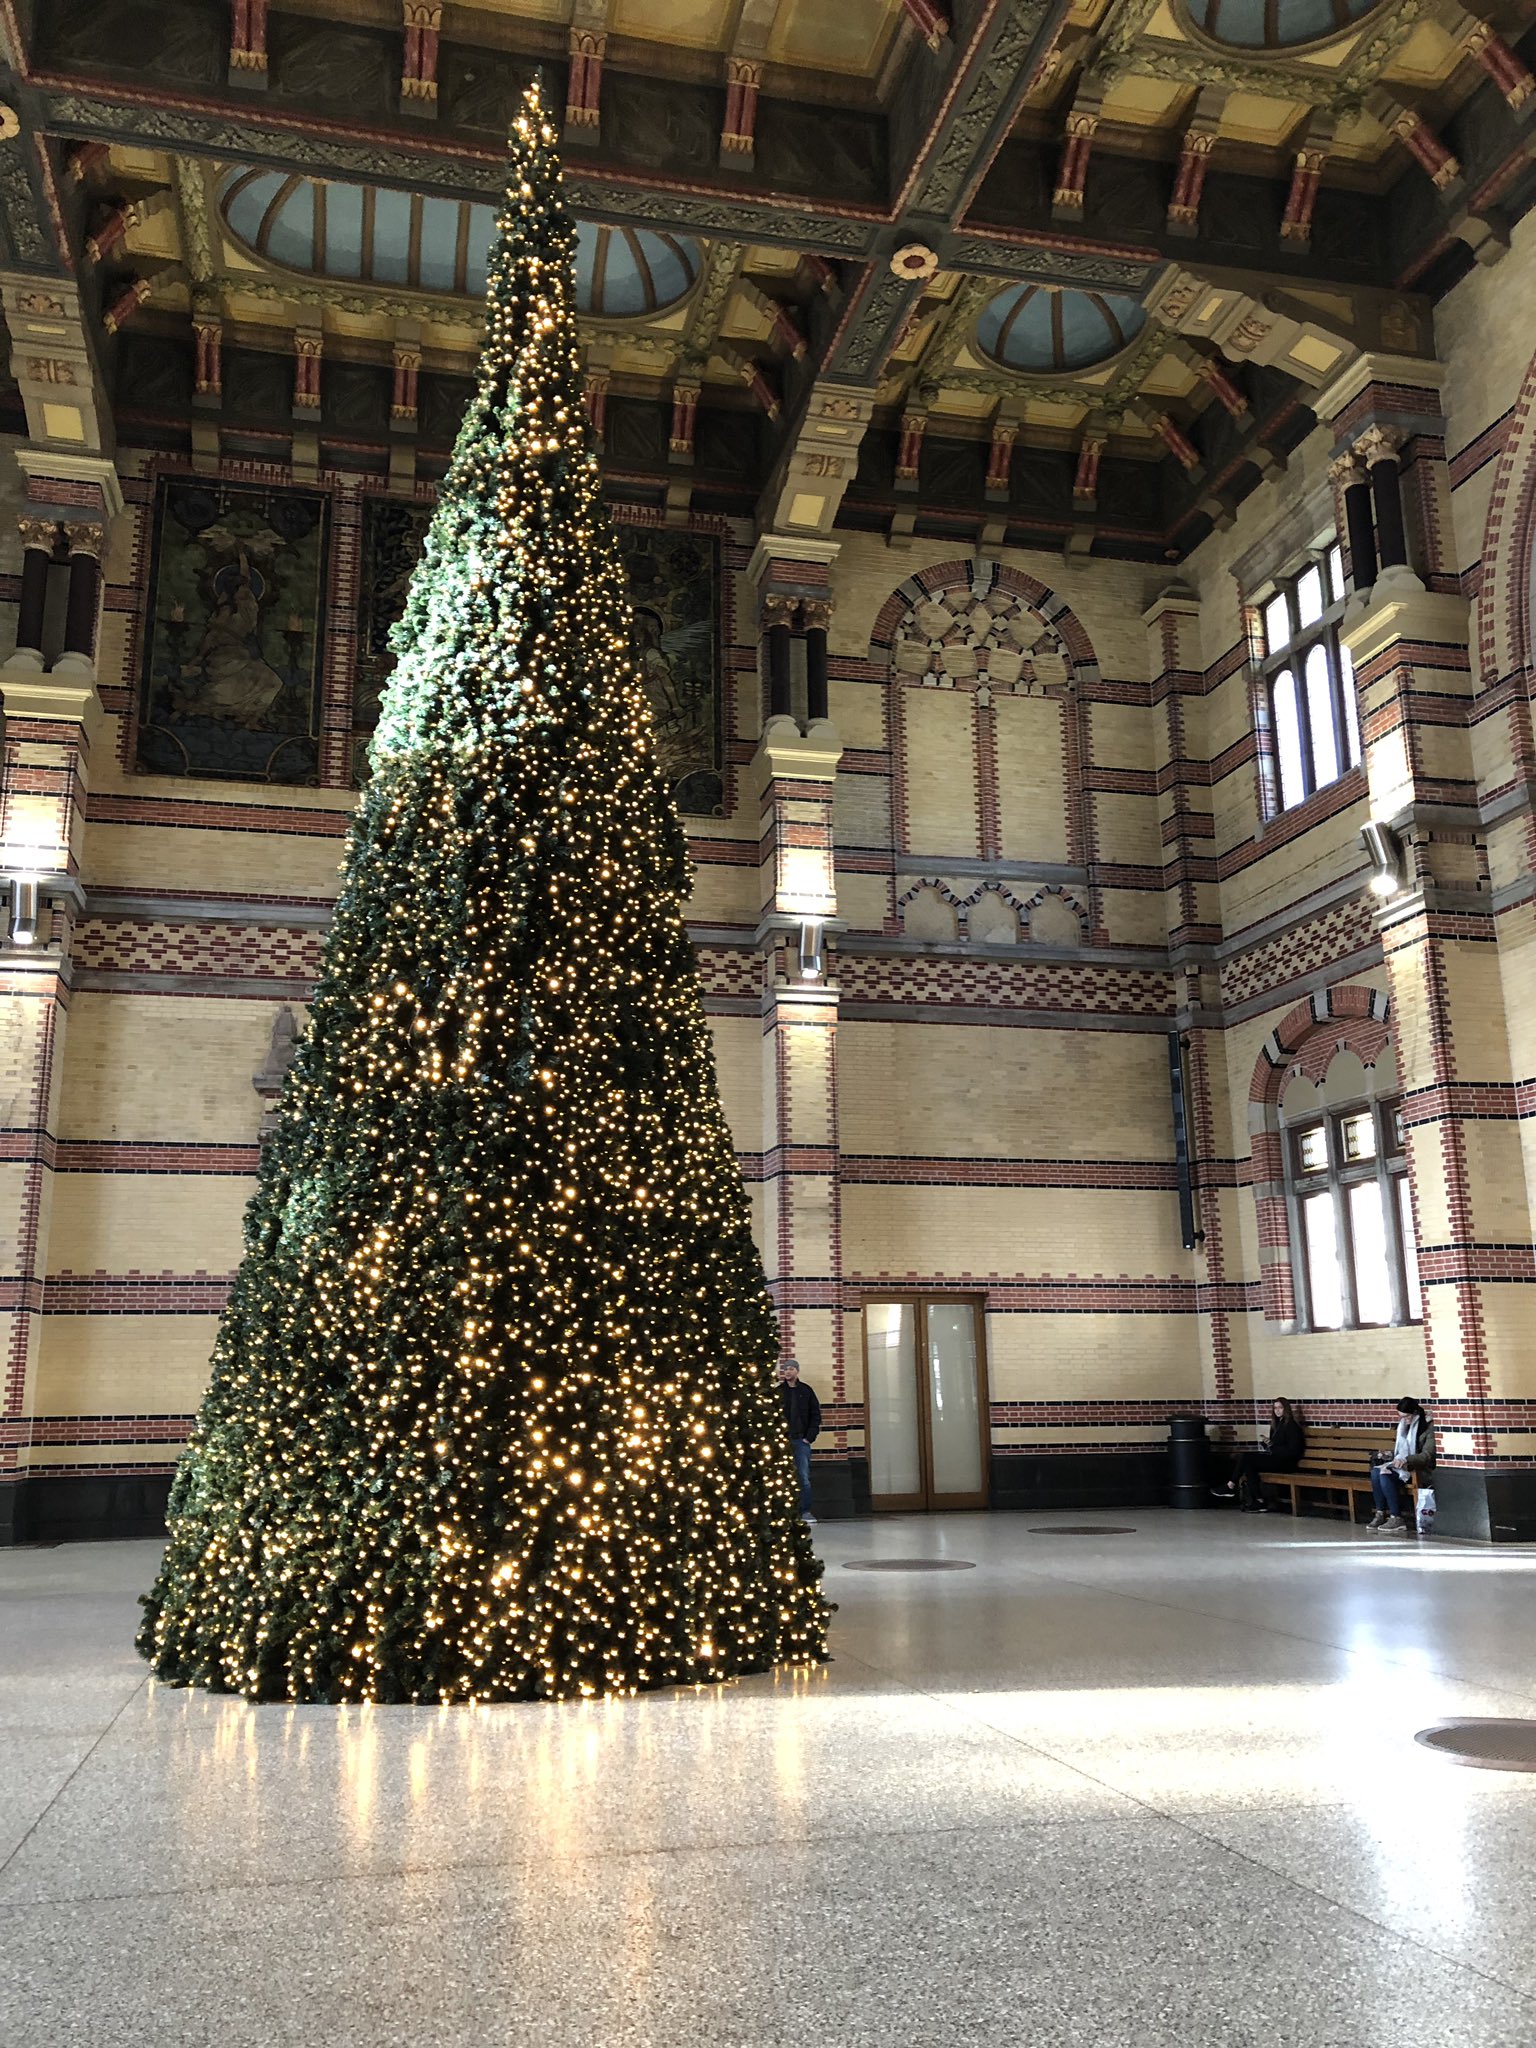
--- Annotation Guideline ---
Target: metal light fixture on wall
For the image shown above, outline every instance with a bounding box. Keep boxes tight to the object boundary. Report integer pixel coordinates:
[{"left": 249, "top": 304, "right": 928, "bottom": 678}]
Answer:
[
  {"left": 6, "top": 876, "right": 40, "bottom": 948},
  {"left": 798, "top": 916, "right": 825, "bottom": 982},
  {"left": 1360, "top": 819, "right": 1407, "bottom": 900}
]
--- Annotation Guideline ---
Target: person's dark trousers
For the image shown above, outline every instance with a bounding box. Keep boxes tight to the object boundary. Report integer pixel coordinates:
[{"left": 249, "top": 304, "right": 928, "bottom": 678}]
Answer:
[
  {"left": 791, "top": 1438, "right": 813, "bottom": 1516},
  {"left": 1233, "top": 1452, "right": 1298, "bottom": 1507},
  {"left": 1370, "top": 1465, "right": 1405, "bottom": 1517}
]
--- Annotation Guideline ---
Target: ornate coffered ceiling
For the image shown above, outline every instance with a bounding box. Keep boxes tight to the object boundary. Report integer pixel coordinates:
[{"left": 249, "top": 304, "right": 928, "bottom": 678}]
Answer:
[{"left": 0, "top": 0, "right": 1532, "bottom": 557}]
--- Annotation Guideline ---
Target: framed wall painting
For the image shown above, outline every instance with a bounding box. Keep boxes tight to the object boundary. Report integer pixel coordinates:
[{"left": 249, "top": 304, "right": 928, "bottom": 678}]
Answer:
[
  {"left": 354, "top": 500, "right": 723, "bottom": 815},
  {"left": 137, "top": 478, "right": 329, "bottom": 784}
]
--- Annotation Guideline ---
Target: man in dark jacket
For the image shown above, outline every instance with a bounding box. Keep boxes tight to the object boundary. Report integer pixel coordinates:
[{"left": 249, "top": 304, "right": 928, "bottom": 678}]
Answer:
[{"left": 778, "top": 1357, "right": 822, "bottom": 1525}]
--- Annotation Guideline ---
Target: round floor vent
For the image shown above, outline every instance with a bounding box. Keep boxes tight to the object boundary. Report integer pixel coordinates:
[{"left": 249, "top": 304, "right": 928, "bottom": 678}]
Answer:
[
  {"left": 1028, "top": 1525, "right": 1136, "bottom": 1536},
  {"left": 841, "top": 1558, "right": 977, "bottom": 1572},
  {"left": 1415, "top": 1720, "right": 1536, "bottom": 1771}
]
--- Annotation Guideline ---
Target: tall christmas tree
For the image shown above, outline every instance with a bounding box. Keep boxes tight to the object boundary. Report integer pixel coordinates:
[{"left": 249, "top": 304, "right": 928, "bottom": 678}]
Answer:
[{"left": 138, "top": 86, "right": 828, "bottom": 1704}]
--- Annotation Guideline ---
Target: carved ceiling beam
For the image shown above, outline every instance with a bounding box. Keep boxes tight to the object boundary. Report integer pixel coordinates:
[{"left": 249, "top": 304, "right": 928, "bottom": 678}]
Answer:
[
  {"left": 679, "top": 239, "right": 746, "bottom": 377},
  {"left": 193, "top": 298, "right": 224, "bottom": 404},
  {"left": 1052, "top": 84, "right": 1104, "bottom": 225},
  {"left": 1167, "top": 88, "right": 1224, "bottom": 241},
  {"left": 293, "top": 326, "right": 323, "bottom": 414},
  {"left": 669, "top": 374, "right": 702, "bottom": 464},
  {"left": 1281, "top": 115, "right": 1335, "bottom": 254},
  {"left": 229, "top": 0, "right": 270, "bottom": 90},
  {"left": 400, "top": 3, "right": 443, "bottom": 119},
  {"left": 391, "top": 333, "right": 421, "bottom": 424},
  {"left": 566, "top": 0, "right": 612, "bottom": 147},
  {"left": 1131, "top": 398, "right": 1202, "bottom": 476},
  {"left": 738, "top": 277, "right": 808, "bottom": 360},
  {"left": 721, "top": 60, "right": 764, "bottom": 169},
  {"left": 720, "top": 345, "right": 781, "bottom": 422},
  {"left": 1452, "top": 12, "right": 1536, "bottom": 116},
  {"left": 895, "top": 403, "right": 928, "bottom": 489},
  {"left": 1072, "top": 415, "right": 1109, "bottom": 511},
  {"left": 65, "top": 141, "right": 111, "bottom": 186},
  {"left": 986, "top": 408, "right": 1022, "bottom": 501},
  {"left": 102, "top": 268, "right": 177, "bottom": 336},
  {"left": 902, "top": 0, "right": 952, "bottom": 50},
  {"left": 1182, "top": 343, "right": 1250, "bottom": 422},
  {"left": 894, "top": 0, "right": 1080, "bottom": 229},
  {"left": 1373, "top": 91, "right": 1464, "bottom": 195}
]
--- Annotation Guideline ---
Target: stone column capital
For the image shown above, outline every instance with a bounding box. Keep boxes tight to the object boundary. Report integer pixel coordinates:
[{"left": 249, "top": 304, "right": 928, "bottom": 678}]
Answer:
[
  {"left": 17, "top": 516, "right": 59, "bottom": 554},
  {"left": 1356, "top": 424, "right": 1403, "bottom": 467},
  {"left": 61, "top": 521, "right": 105, "bottom": 559}
]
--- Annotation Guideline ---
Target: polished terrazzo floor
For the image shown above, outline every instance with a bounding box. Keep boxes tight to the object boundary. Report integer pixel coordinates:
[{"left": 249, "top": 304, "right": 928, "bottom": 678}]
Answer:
[{"left": 5, "top": 1512, "right": 1536, "bottom": 2047}]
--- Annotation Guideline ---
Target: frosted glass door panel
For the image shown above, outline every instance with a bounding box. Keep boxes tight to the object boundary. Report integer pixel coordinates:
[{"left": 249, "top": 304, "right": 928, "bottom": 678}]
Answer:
[
  {"left": 866, "top": 1303, "right": 921, "bottom": 1499},
  {"left": 925, "top": 1304, "right": 983, "bottom": 1496}
]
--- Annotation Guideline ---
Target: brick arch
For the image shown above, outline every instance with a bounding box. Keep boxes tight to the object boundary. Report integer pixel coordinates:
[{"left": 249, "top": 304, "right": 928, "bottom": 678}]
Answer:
[
  {"left": 1474, "top": 342, "right": 1536, "bottom": 693},
  {"left": 870, "top": 557, "right": 1099, "bottom": 916},
  {"left": 1247, "top": 984, "right": 1392, "bottom": 1324},
  {"left": 868, "top": 556, "right": 1102, "bottom": 686}
]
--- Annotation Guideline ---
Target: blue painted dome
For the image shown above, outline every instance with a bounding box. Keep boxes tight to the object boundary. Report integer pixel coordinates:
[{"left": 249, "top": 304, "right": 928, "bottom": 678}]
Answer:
[
  {"left": 218, "top": 168, "right": 701, "bottom": 317},
  {"left": 1185, "top": 0, "right": 1379, "bottom": 48},
  {"left": 976, "top": 285, "right": 1146, "bottom": 374}
]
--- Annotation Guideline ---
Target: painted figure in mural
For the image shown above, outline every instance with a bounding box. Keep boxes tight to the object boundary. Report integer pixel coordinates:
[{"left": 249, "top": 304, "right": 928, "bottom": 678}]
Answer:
[{"left": 183, "top": 547, "right": 289, "bottom": 727}]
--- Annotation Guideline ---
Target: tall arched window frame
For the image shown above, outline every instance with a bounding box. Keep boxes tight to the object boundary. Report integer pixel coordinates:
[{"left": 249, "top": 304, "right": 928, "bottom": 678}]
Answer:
[
  {"left": 1258, "top": 540, "right": 1359, "bottom": 815},
  {"left": 1284, "top": 1087, "right": 1422, "bottom": 1331}
]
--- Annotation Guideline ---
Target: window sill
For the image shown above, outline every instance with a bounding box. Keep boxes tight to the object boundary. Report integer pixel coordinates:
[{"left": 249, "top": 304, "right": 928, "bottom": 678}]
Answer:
[
  {"left": 1271, "top": 1318, "right": 1423, "bottom": 1336},
  {"left": 1256, "top": 763, "right": 1366, "bottom": 841}
]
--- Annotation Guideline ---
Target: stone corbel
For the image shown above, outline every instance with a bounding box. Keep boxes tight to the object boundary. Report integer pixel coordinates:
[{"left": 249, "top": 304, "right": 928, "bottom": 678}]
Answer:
[
  {"left": 1167, "top": 90, "right": 1225, "bottom": 239},
  {"left": 1052, "top": 86, "right": 1103, "bottom": 223},
  {"left": 1375, "top": 92, "right": 1462, "bottom": 192},
  {"left": 229, "top": 0, "right": 270, "bottom": 87}
]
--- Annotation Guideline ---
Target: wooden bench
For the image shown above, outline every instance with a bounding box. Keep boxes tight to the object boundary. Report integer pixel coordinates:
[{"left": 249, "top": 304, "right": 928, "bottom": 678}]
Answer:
[{"left": 1245, "top": 1426, "right": 1419, "bottom": 1523}]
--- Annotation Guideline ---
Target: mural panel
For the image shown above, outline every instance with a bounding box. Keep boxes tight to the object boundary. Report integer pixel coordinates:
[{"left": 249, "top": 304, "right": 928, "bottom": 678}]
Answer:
[
  {"left": 355, "top": 502, "right": 722, "bottom": 814},
  {"left": 137, "top": 478, "right": 329, "bottom": 784}
]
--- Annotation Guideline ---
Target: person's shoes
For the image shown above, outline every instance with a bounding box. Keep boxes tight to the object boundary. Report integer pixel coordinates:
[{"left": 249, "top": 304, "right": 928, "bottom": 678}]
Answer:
[
  {"left": 1211, "top": 1485, "right": 1235, "bottom": 1499},
  {"left": 803, "top": 1513, "right": 817, "bottom": 1526},
  {"left": 1255, "top": 1501, "right": 1269, "bottom": 1513},
  {"left": 1366, "top": 1511, "right": 1386, "bottom": 1529},
  {"left": 1380, "top": 1515, "right": 1406, "bottom": 1532}
]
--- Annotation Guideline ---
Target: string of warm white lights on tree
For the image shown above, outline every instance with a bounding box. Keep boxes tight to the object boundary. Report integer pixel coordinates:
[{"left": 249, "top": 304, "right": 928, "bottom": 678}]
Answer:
[{"left": 138, "top": 82, "right": 828, "bottom": 1704}]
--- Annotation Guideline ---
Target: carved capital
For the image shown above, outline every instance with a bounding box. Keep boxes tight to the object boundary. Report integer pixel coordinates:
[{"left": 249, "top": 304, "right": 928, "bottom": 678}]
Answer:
[
  {"left": 17, "top": 516, "right": 60, "bottom": 555},
  {"left": 1356, "top": 424, "right": 1403, "bottom": 467},
  {"left": 62, "top": 521, "right": 105, "bottom": 560},
  {"left": 1329, "top": 450, "right": 1368, "bottom": 490},
  {"left": 760, "top": 594, "right": 797, "bottom": 632},
  {"left": 801, "top": 599, "right": 833, "bottom": 634}
]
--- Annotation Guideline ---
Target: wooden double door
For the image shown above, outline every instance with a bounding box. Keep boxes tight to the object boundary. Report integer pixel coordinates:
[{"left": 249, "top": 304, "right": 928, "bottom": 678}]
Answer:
[{"left": 862, "top": 1297, "right": 990, "bottom": 1511}]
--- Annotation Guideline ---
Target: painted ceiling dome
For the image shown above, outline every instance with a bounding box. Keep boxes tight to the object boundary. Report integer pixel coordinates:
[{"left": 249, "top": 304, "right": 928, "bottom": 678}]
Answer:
[
  {"left": 976, "top": 284, "right": 1146, "bottom": 375},
  {"left": 1185, "top": 0, "right": 1380, "bottom": 49},
  {"left": 218, "top": 168, "right": 701, "bottom": 317}
]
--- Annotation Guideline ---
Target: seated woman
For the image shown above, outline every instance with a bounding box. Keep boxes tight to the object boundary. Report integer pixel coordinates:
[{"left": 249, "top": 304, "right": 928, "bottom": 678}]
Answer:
[
  {"left": 1212, "top": 1397, "right": 1305, "bottom": 1512},
  {"left": 1369, "top": 1396, "right": 1435, "bottom": 1531}
]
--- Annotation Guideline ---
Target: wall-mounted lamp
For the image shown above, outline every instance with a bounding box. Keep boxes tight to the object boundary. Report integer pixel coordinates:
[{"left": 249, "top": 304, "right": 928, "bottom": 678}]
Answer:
[
  {"left": 798, "top": 916, "right": 825, "bottom": 982},
  {"left": 6, "top": 877, "right": 40, "bottom": 948},
  {"left": 1360, "top": 819, "right": 1407, "bottom": 900}
]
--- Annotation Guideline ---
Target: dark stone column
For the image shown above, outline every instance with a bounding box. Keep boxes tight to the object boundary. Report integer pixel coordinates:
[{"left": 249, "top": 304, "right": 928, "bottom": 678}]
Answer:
[
  {"left": 1331, "top": 451, "right": 1377, "bottom": 592},
  {"left": 762, "top": 596, "right": 794, "bottom": 723},
  {"left": 61, "top": 524, "right": 103, "bottom": 660},
  {"left": 803, "top": 599, "right": 830, "bottom": 725},
  {"left": 15, "top": 518, "right": 56, "bottom": 653},
  {"left": 1360, "top": 427, "right": 1408, "bottom": 572}
]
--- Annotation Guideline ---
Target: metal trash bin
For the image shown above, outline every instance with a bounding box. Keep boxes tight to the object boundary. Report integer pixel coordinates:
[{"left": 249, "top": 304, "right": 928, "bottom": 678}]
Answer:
[{"left": 1168, "top": 1414, "right": 1209, "bottom": 1509}]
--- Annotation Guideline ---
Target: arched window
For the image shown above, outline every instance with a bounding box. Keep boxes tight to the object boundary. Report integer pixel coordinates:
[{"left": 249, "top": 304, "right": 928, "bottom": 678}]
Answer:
[
  {"left": 1258, "top": 541, "right": 1358, "bottom": 814},
  {"left": 1280, "top": 1045, "right": 1421, "bottom": 1330}
]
